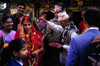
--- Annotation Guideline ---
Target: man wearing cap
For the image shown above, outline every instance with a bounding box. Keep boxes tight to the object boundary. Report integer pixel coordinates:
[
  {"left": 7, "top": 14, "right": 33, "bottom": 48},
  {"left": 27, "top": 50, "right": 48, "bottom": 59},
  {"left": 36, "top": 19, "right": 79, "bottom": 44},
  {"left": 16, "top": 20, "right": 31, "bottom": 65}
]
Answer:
[
  {"left": 46, "top": 5, "right": 62, "bottom": 45},
  {"left": 45, "top": 5, "right": 62, "bottom": 66},
  {"left": 40, "top": 11, "right": 78, "bottom": 66}
]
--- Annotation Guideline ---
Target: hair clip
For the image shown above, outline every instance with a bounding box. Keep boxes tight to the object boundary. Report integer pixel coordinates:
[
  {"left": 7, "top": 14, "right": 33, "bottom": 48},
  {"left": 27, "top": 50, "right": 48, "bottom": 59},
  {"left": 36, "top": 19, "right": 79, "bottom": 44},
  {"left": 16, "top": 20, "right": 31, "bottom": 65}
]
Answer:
[{"left": 3, "top": 43, "right": 9, "bottom": 48}]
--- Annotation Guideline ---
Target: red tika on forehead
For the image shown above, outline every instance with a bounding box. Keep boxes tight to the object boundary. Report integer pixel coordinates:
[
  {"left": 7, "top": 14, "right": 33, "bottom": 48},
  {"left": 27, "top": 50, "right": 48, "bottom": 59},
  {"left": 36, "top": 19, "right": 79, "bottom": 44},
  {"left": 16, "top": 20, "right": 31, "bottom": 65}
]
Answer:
[{"left": 25, "top": 16, "right": 28, "bottom": 22}]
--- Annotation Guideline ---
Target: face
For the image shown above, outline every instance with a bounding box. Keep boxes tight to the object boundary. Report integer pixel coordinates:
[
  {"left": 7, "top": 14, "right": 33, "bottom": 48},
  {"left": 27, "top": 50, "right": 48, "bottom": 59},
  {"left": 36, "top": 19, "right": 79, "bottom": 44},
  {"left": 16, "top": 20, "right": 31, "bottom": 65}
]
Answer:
[
  {"left": 83, "top": 18, "right": 88, "bottom": 28},
  {"left": 59, "top": 20, "right": 69, "bottom": 28},
  {"left": 42, "top": 14, "right": 47, "bottom": 19},
  {"left": 17, "top": 5, "right": 25, "bottom": 15},
  {"left": 3, "top": 18, "right": 13, "bottom": 30},
  {"left": 81, "top": 11, "right": 86, "bottom": 19},
  {"left": 54, "top": 11, "right": 61, "bottom": 18},
  {"left": 37, "top": 20, "right": 40, "bottom": 29},
  {"left": 23, "top": 20, "right": 32, "bottom": 33},
  {"left": 69, "top": 12, "right": 73, "bottom": 19},
  {"left": 17, "top": 44, "right": 28, "bottom": 59},
  {"left": 41, "top": 28, "right": 46, "bottom": 35}
]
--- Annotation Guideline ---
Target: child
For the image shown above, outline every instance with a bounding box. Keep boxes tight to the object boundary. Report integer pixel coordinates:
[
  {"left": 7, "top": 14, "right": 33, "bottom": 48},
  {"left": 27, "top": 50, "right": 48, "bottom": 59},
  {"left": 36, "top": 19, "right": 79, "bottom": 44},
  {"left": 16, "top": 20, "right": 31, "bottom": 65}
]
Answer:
[
  {"left": 0, "top": 39, "right": 28, "bottom": 66},
  {"left": 41, "top": 27, "right": 46, "bottom": 41}
]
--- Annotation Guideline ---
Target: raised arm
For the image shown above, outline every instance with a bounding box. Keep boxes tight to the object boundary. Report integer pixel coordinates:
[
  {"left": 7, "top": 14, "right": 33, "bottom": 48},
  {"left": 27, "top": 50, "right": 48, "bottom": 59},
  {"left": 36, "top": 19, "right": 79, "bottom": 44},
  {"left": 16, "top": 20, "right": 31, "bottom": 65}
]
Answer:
[{"left": 39, "top": 17, "right": 63, "bottom": 32}]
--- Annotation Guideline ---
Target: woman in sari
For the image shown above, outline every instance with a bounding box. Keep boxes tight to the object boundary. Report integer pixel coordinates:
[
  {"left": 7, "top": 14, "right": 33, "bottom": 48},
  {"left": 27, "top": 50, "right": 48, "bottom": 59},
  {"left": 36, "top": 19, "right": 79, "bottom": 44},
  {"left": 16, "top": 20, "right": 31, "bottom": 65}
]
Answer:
[
  {"left": 0, "top": 15, "right": 16, "bottom": 55},
  {"left": 15, "top": 15, "right": 44, "bottom": 66},
  {"left": 32, "top": 17, "right": 45, "bottom": 66}
]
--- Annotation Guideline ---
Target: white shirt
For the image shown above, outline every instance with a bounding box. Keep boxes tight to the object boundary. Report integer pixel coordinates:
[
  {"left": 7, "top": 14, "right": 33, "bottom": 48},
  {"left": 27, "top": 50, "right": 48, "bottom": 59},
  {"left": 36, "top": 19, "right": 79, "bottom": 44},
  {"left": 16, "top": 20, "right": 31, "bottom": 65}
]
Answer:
[
  {"left": 85, "top": 27, "right": 99, "bottom": 32},
  {"left": 47, "top": 21, "right": 77, "bottom": 51},
  {"left": 11, "top": 56, "right": 23, "bottom": 66}
]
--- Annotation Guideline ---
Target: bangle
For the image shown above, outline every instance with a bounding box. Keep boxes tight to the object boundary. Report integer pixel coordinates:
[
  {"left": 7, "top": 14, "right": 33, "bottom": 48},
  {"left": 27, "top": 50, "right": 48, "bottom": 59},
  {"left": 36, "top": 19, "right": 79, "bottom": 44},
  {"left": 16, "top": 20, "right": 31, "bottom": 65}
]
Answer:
[
  {"left": 19, "top": 34, "right": 25, "bottom": 39},
  {"left": 38, "top": 48, "right": 43, "bottom": 52}
]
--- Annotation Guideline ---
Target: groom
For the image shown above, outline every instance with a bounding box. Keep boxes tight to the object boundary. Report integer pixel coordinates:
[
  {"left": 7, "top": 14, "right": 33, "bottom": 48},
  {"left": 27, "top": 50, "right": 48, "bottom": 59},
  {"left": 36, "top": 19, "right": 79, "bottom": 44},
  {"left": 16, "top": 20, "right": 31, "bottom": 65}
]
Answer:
[{"left": 66, "top": 8, "right": 100, "bottom": 66}]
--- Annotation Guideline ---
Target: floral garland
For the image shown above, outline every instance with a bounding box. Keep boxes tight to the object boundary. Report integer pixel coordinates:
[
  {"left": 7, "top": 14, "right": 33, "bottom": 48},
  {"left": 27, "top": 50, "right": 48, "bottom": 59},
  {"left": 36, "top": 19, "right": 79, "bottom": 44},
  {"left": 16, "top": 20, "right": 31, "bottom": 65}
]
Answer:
[
  {"left": 25, "top": 31, "right": 37, "bottom": 65},
  {"left": 82, "top": 26, "right": 99, "bottom": 34},
  {"left": 26, "top": 32, "right": 35, "bottom": 51},
  {"left": 82, "top": 27, "right": 89, "bottom": 34},
  {"left": 3, "top": 43, "right": 9, "bottom": 48}
]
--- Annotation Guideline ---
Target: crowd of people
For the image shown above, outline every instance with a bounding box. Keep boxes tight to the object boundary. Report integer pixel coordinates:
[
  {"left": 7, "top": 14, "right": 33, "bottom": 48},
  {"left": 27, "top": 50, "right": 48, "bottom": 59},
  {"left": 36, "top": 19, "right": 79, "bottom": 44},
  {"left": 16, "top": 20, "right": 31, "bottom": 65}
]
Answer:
[{"left": 0, "top": 1, "right": 100, "bottom": 66}]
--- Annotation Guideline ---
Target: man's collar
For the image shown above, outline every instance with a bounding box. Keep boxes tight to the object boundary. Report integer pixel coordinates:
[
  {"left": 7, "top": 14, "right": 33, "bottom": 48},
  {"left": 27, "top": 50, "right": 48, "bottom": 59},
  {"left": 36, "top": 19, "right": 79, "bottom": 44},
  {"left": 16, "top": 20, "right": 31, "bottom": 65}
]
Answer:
[
  {"left": 85, "top": 27, "right": 99, "bottom": 32},
  {"left": 16, "top": 13, "right": 23, "bottom": 18}
]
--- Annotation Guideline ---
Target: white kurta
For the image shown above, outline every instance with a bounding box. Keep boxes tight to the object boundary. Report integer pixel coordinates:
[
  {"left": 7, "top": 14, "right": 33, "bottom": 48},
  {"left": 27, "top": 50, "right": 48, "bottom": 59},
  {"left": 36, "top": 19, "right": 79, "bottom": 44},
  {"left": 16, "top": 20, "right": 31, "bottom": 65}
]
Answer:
[{"left": 47, "top": 21, "right": 77, "bottom": 51}]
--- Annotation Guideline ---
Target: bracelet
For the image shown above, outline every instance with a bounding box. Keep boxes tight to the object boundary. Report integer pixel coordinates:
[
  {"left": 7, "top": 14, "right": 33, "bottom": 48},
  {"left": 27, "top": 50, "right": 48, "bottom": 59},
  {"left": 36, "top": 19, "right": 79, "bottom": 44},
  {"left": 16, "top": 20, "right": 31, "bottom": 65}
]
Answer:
[
  {"left": 19, "top": 34, "right": 25, "bottom": 39},
  {"left": 38, "top": 48, "right": 43, "bottom": 52}
]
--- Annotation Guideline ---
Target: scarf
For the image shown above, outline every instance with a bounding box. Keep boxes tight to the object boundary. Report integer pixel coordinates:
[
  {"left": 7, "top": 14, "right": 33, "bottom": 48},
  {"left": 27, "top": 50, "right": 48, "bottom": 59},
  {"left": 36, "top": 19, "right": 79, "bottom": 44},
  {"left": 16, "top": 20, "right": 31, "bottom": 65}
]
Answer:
[{"left": 61, "top": 21, "right": 79, "bottom": 44}]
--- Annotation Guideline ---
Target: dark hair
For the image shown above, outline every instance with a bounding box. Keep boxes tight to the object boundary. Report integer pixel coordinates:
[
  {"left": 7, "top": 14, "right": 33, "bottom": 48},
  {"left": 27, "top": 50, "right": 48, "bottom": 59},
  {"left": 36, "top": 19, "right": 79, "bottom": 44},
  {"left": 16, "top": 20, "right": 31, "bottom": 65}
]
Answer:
[
  {"left": 81, "top": 7, "right": 88, "bottom": 11},
  {"left": 66, "top": 10, "right": 73, "bottom": 15},
  {"left": 41, "top": 27, "right": 46, "bottom": 31},
  {"left": 2, "top": 15, "right": 11, "bottom": 24},
  {"left": 17, "top": 2, "right": 26, "bottom": 8},
  {"left": 41, "top": 27, "right": 46, "bottom": 36},
  {"left": 41, "top": 12, "right": 47, "bottom": 16},
  {"left": 84, "top": 8, "right": 100, "bottom": 27},
  {"left": 22, "top": 16, "right": 32, "bottom": 24},
  {"left": 0, "top": 39, "right": 27, "bottom": 66}
]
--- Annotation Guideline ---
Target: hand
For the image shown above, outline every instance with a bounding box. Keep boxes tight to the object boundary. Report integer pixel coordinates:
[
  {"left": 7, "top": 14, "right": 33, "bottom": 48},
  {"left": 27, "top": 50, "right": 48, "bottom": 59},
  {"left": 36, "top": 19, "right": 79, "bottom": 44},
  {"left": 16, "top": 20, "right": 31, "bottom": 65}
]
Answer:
[
  {"left": 92, "top": 35, "right": 100, "bottom": 48},
  {"left": 88, "top": 56, "right": 100, "bottom": 66},
  {"left": 92, "top": 35, "right": 100, "bottom": 43},
  {"left": 39, "top": 17, "right": 47, "bottom": 23},
  {"left": 42, "top": 34, "right": 46, "bottom": 38},
  {"left": 56, "top": 43, "right": 63, "bottom": 48},
  {"left": 42, "top": 34, "right": 46, "bottom": 40},
  {"left": 32, "top": 50, "right": 39, "bottom": 57},
  {"left": 17, "top": 24, "right": 24, "bottom": 34}
]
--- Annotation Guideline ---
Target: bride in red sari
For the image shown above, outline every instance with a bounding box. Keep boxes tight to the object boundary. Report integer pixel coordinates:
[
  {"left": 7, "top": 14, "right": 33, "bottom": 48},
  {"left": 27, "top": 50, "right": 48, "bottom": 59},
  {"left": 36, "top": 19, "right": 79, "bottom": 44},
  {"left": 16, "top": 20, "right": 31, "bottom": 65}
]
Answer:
[{"left": 15, "top": 15, "right": 44, "bottom": 66}]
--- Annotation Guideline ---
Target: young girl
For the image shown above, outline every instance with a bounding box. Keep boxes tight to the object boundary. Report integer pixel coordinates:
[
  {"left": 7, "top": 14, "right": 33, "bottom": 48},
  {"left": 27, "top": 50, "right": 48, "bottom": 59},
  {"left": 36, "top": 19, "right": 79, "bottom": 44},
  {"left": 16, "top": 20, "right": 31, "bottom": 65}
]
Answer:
[
  {"left": 0, "top": 39, "right": 28, "bottom": 66},
  {"left": 15, "top": 16, "right": 44, "bottom": 66}
]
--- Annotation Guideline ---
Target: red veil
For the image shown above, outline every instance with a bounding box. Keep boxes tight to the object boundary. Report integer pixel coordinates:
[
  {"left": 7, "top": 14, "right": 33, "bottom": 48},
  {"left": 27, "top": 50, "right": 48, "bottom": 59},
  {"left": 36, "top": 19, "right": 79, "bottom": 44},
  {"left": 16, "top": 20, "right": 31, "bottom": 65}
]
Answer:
[{"left": 15, "top": 16, "right": 40, "bottom": 66}]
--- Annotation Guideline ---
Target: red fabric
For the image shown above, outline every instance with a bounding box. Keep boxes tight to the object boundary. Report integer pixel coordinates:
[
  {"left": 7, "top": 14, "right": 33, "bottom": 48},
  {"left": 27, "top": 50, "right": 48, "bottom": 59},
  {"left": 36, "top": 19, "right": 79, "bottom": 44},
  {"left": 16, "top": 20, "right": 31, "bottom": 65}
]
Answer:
[
  {"left": 38, "top": 32, "right": 44, "bottom": 47},
  {"left": 79, "top": 20, "right": 84, "bottom": 33},
  {"left": 38, "top": 31, "right": 45, "bottom": 66},
  {"left": 15, "top": 16, "right": 40, "bottom": 66}
]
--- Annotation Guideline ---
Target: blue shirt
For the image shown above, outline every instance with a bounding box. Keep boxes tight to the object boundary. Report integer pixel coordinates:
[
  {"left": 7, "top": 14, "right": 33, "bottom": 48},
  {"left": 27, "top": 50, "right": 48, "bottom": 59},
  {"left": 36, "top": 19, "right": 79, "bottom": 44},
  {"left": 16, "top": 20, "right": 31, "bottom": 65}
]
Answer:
[{"left": 7, "top": 56, "right": 24, "bottom": 66}]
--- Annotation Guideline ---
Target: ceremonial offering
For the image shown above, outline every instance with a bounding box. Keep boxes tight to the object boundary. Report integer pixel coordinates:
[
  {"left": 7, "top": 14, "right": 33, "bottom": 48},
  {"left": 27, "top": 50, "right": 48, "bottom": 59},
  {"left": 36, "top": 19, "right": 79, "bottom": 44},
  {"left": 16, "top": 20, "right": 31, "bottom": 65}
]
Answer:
[{"left": 49, "top": 43, "right": 58, "bottom": 47}]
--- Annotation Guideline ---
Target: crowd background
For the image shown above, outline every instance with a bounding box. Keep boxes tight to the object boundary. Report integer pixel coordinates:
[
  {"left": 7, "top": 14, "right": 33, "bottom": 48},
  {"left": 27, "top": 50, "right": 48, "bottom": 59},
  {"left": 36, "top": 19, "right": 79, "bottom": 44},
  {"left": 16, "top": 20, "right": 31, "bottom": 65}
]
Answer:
[
  {"left": 1, "top": 0, "right": 100, "bottom": 28},
  {"left": 0, "top": 0, "right": 100, "bottom": 66}
]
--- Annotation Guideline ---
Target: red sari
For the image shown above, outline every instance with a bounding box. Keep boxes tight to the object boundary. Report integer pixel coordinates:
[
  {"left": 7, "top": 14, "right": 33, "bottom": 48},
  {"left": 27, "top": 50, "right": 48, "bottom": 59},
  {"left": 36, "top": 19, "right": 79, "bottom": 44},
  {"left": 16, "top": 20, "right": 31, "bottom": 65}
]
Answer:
[{"left": 15, "top": 16, "right": 41, "bottom": 66}]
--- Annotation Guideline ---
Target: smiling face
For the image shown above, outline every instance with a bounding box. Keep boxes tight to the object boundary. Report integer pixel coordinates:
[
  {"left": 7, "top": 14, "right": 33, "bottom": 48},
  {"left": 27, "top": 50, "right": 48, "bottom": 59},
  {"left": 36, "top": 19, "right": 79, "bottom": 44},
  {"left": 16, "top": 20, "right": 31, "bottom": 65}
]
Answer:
[
  {"left": 22, "top": 20, "right": 32, "bottom": 33},
  {"left": 17, "top": 5, "right": 25, "bottom": 15},
  {"left": 3, "top": 18, "right": 13, "bottom": 30},
  {"left": 17, "top": 44, "right": 28, "bottom": 59}
]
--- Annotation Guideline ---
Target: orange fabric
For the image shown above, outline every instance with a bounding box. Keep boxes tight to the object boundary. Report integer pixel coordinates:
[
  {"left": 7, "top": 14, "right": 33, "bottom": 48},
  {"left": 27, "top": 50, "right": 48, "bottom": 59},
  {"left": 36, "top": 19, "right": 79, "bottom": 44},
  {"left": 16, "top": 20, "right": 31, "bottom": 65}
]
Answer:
[{"left": 81, "top": 27, "right": 89, "bottom": 34}]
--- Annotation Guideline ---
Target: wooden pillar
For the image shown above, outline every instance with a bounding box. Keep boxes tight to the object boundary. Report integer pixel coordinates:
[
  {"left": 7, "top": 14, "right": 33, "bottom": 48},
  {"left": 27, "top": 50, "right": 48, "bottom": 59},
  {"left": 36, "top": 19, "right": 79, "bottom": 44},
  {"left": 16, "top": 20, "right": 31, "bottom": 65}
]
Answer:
[{"left": 34, "top": 3, "right": 40, "bottom": 18}]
